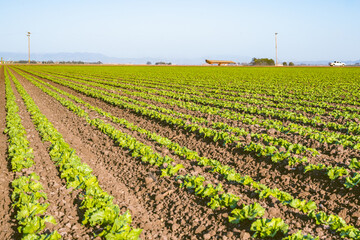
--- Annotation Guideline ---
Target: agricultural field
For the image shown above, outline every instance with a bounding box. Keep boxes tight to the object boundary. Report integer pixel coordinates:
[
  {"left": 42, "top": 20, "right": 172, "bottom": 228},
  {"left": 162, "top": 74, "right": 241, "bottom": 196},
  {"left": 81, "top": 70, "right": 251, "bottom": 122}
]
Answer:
[{"left": 1, "top": 65, "right": 360, "bottom": 240}]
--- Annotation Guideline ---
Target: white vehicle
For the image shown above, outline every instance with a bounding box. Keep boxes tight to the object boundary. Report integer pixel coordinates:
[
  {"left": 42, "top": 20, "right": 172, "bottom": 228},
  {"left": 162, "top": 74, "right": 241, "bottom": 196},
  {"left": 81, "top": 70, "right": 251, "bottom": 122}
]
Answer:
[{"left": 329, "top": 61, "right": 345, "bottom": 66}]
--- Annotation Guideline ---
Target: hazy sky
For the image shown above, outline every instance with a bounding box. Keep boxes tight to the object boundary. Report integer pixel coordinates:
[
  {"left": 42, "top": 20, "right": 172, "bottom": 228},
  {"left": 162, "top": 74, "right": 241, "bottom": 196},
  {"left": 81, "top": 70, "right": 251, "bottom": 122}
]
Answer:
[{"left": 1, "top": 0, "right": 359, "bottom": 61}]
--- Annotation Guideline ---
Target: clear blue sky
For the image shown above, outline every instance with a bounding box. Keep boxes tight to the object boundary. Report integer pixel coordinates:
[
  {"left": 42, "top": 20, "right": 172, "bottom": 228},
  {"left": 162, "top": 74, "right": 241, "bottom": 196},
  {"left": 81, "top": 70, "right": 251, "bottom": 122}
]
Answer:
[{"left": 1, "top": 0, "right": 359, "bottom": 61}]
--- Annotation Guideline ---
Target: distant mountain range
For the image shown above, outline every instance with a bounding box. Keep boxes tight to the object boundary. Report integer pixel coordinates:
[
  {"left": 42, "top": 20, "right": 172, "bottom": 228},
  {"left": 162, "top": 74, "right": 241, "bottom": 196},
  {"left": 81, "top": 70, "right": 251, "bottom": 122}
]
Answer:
[
  {"left": 0, "top": 52, "right": 234, "bottom": 65},
  {"left": 0, "top": 52, "right": 359, "bottom": 65},
  {"left": 293, "top": 60, "right": 360, "bottom": 66},
  {"left": 0, "top": 52, "right": 151, "bottom": 64}
]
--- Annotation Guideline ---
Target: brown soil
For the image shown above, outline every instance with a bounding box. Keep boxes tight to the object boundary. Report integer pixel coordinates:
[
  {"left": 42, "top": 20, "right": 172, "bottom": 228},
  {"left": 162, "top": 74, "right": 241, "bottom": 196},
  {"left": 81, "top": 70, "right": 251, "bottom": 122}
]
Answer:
[
  {"left": 101, "top": 79, "right": 360, "bottom": 169},
  {"left": 9, "top": 77, "right": 94, "bottom": 239},
  {"left": 4, "top": 68, "right": 355, "bottom": 239},
  {"left": 25, "top": 69, "right": 360, "bottom": 223},
  {"left": 53, "top": 73, "right": 357, "bottom": 128},
  {"left": 10, "top": 69, "right": 247, "bottom": 239},
  {"left": 38, "top": 73, "right": 360, "bottom": 165}
]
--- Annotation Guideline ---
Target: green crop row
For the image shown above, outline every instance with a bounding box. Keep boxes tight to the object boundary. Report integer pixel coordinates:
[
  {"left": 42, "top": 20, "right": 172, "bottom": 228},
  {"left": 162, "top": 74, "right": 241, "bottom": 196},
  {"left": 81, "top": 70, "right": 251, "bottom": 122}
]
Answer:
[
  {"left": 16, "top": 67, "right": 359, "bottom": 188},
  {"left": 56, "top": 73, "right": 319, "bottom": 157},
  {"left": 22, "top": 67, "right": 360, "bottom": 154},
  {"left": 82, "top": 75, "right": 359, "bottom": 134},
  {"left": 4, "top": 68, "right": 60, "bottom": 239},
  {"left": 53, "top": 70, "right": 360, "bottom": 126},
  {"left": 13, "top": 67, "right": 360, "bottom": 239},
  {"left": 19, "top": 67, "right": 360, "bottom": 156},
  {"left": 14, "top": 68, "right": 323, "bottom": 239},
  {"left": 28, "top": 66, "right": 360, "bottom": 108},
  {"left": 33, "top": 66, "right": 360, "bottom": 126},
  {"left": 7, "top": 68, "right": 142, "bottom": 239},
  {"left": 4, "top": 69, "right": 34, "bottom": 172}
]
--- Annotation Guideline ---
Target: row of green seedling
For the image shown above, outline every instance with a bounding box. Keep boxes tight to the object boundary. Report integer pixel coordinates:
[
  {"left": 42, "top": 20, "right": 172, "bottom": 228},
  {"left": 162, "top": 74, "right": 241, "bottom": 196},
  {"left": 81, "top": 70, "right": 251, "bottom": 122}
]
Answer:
[
  {"left": 17, "top": 67, "right": 360, "bottom": 152},
  {"left": 8, "top": 68, "right": 142, "bottom": 239},
  {"left": 45, "top": 68, "right": 360, "bottom": 135},
  {"left": 16, "top": 67, "right": 359, "bottom": 239},
  {"left": 34, "top": 66, "right": 360, "bottom": 112},
  {"left": 4, "top": 68, "right": 60, "bottom": 239},
  {"left": 53, "top": 71, "right": 360, "bottom": 125},
  {"left": 14, "top": 67, "right": 319, "bottom": 240},
  {"left": 16, "top": 68, "right": 359, "bottom": 189}
]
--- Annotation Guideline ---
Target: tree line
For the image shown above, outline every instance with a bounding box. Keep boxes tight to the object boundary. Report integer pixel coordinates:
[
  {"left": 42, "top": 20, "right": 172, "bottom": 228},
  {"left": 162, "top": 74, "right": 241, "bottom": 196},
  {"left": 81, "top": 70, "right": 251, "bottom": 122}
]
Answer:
[{"left": 250, "top": 58, "right": 294, "bottom": 66}]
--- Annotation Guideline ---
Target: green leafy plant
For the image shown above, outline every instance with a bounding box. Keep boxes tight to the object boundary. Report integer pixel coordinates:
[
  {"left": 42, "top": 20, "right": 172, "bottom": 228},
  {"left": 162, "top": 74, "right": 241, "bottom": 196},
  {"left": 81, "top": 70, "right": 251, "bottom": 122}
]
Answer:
[
  {"left": 250, "top": 218, "right": 289, "bottom": 238},
  {"left": 349, "top": 158, "right": 360, "bottom": 170},
  {"left": 327, "top": 166, "right": 349, "bottom": 180},
  {"left": 8, "top": 68, "right": 141, "bottom": 239},
  {"left": 344, "top": 173, "right": 360, "bottom": 188},
  {"left": 289, "top": 199, "right": 317, "bottom": 214},
  {"left": 229, "top": 202, "right": 265, "bottom": 223}
]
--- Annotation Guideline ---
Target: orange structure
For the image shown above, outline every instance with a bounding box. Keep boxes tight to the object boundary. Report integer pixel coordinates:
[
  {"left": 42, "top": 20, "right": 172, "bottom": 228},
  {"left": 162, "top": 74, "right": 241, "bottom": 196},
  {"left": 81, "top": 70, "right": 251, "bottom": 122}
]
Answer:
[{"left": 205, "top": 59, "right": 236, "bottom": 66}]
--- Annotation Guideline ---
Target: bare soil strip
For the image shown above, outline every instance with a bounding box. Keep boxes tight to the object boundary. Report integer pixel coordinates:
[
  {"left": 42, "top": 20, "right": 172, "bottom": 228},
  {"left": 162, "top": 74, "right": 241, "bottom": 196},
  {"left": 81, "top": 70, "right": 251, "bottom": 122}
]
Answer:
[
  {"left": 10, "top": 69, "right": 351, "bottom": 239},
  {"left": 12, "top": 68, "right": 247, "bottom": 239},
  {"left": 20, "top": 68, "right": 360, "bottom": 228},
  {"left": 53, "top": 73, "right": 354, "bottom": 135},
  {"left": 32, "top": 70, "right": 359, "bottom": 165},
  {"left": 8, "top": 76, "right": 93, "bottom": 239}
]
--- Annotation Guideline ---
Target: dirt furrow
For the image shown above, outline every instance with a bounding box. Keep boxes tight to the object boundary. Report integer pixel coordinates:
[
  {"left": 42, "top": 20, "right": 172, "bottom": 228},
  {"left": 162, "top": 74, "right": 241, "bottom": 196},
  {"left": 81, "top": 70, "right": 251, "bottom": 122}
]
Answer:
[
  {"left": 9, "top": 77, "right": 94, "bottom": 239},
  {"left": 12, "top": 68, "right": 257, "bottom": 239},
  {"left": 12, "top": 69, "right": 360, "bottom": 239},
  {"left": 37, "top": 73, "right": 349, "bottom": 238},
  {"left": 36, "top": 72, "right": 358, "bottom": 165},
  {"left": 25, "top": 70, "right": 360, "bottom": 229},
  {"left": 63, "top": 76, "right": 353, "bottom": 135}
]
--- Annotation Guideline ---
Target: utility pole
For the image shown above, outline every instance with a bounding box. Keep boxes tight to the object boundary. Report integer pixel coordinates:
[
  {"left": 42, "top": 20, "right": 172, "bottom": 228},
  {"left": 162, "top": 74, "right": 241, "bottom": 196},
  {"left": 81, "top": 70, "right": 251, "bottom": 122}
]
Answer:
[
  {"left": 275, "top": 32, "right": 278, "bottom": 66},
  {"left": 27, "top": 32, "right": 31, "bottom": 64}
]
